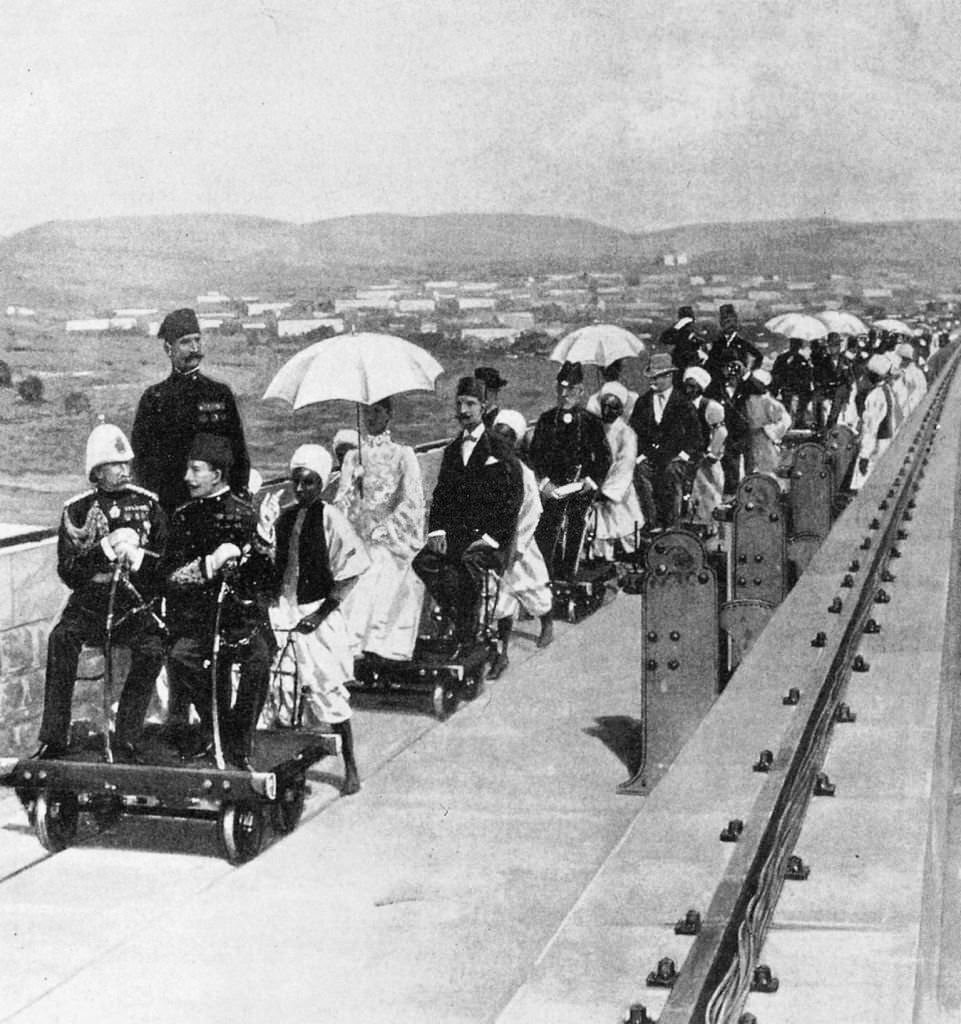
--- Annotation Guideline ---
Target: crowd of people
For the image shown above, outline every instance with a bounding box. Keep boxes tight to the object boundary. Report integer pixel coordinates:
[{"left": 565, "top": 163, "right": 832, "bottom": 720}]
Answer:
[{"left": 31, "top": 301, "right": 940, "bottom": 789}]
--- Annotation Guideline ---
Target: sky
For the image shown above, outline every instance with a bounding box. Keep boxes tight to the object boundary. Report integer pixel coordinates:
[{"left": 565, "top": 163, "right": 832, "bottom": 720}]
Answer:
[{"left": 1, "top": 0, "right": 960, "bottom": 238}]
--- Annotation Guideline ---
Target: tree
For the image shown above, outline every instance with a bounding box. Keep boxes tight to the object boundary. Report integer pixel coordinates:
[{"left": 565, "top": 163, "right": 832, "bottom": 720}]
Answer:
[{"left": 17, "top": 375, "right": 43, "bottom": 403}]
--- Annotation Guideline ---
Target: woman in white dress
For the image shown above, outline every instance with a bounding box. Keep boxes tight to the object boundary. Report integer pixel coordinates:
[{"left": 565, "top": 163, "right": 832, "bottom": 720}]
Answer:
[
  {"left": 334, "top": 397, "right": 426, "bottom": 661},
  {"left": 743, "top": 369, "right": 792, "bottom": 480}
]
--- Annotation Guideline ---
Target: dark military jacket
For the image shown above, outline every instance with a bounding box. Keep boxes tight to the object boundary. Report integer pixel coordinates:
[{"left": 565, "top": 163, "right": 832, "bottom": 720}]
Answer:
[
  {"left": 161, "top": 489, "right": 270, "bottom": 640},
  {"left": 529, "top": 405, "right": 612, "bottom": 490},
  {"left": 131, "top": 370, "right": 251, "bottom": 513},
  {"left": 58, "top": 483, "right": 167, "bottom": 621}
]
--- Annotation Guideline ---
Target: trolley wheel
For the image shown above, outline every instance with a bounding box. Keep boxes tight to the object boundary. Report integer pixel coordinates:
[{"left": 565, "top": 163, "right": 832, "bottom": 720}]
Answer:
[
  {"left": 270, "top": 779, "right": 306, "bottom": 835},
  {"left": 431, "top": 680, "right": 457, "bottom": 720},
  {"left": 91, "top": 794, "right": 123, "bottom": 832},
  {"left": 218, "top": 801, "right": 265, "bottom": 865},
  {"left": 461, "top": 659, "right": 488, "bottom": 702},
  {"left": 34, "top": 789, "right": 79, "bottom": 853}
]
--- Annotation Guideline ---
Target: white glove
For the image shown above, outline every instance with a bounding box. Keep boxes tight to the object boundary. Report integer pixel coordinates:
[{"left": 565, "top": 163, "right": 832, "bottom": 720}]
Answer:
[
  {"left": 210, "top": 542, "right": 242, "bottom": 572},
  {"left": 107, "top": 527, "right": 139, "bottom": 554},
  {"left": 256, "top": 489, "right": 282, "bottom": 544}
]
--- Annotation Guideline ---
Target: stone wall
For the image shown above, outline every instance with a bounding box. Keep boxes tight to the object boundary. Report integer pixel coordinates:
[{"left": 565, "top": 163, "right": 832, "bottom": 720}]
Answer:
[{"left": 0, "top": 536, "right": 66, "bottom": 755}]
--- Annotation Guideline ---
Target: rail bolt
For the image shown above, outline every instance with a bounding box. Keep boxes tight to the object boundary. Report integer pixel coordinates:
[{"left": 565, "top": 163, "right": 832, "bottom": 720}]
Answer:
[
  {"left": 875, "top": 588, "right": 891, "bottom": 604},
  {"left": 828, "top": 597, "right": 843, "bottom": 613},
  {"left": 814, "top": 771, "right": 836, "bottom": 796},
  {"left": 811, "top": 632, "right": 827, "bottom": 647},
  {"left": 667, "top": 659, "right": 680, "bottom": 671},
  {"left": 751, "top": 964, "right": 780, "bottom": 993},
  {"left": 835, "top": 702, "right": 857, "bottom": 723},
  {"left": 783, "top": 687, "right": 801, "bottom": 705},
  {"left": 720, "top": 819, "right": 744, "bottom": 842},
  {"left": 841, "top": 574, "right": 854, "bottom": 588},
  {"left": 890, "top": 546, "right": 902, "bottom": 558},
  {"left": 739, "top": 1015, "right": 758, "bottom": 1024},
  {"left": 860, "top": 537, "right": 872, "bottom": 550},
  {"left": 623, "top": 1005, "right": 655, "bottom": 1024},
  {"left": 897, "top": 528, "right": 909, "bottom": 541},
  {"left": 646, "top": 659, "right": 658, "bottom": 671},
  {"left": 863, "top": 618, "right": 881, "bottom": 634},
  {"left": 674, "top": 909, "right": 702, "bottom": 935},
  {"left": 881, "top": 568, "right": 896, "bottom": 583},
  {"left": 753, "top": 749, "right": 774, "bottom": 772},
  {"left": 785, "top": 854, "right": 810, "bottom": 880},
  {"left": 646, "top": 957, "right": 678, "bottom": 988},
  {"left": 879, "top": 500, "right": 889, "bottom": 511},
  {"left": 852, "top": 654, "right": 870, "bottom": 672},
  {"left": 904, "top": 510, "right": 914, "bottom": 521},
  {"left": 908, "top": 498, "right": 917, "bottom": 509},
  {"left": 669, "top": 631, "right": 680, "bottom": 641},
  {"left": 870, "top": 517, "right": 881, "bottom": 530},
  {"left": 848, "top": 558, "right": 860, "bottom": 572},
  {"left": 647, "top": 631, "right": 658, "bottom": 642}
]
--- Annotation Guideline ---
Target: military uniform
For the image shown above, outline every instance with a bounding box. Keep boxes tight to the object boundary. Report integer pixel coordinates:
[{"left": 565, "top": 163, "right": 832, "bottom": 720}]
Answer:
[
  {"left": 39, "top": 484, "right": 168, "bottom": 753},
  {"left": 162, "top": 489, "right": 274, "bottom": 761},
  {"left": 529, "top": 405, "right": 612, "bottom": 579},
  {"left": 131, "top": 371, "right": 251, "bottom": 513}
]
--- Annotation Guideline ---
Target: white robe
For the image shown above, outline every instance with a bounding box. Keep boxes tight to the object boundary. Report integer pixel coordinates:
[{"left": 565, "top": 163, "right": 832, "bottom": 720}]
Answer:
[
  {"left": 494, "top": 462, "right": 552, "bottom": 620},
  {"left": 689, "top": 398, "right": 727, "bottom": 531},
  {"left": 850, "top": 384, "right": 892, "bottom": 490},
  {"left": 591, "top": 418, "right": 644, "bottom": 559},
  {"left": 744, "top": 392, "right": 791, "bottom": 478},
  {"left": 334, "top": 432, "right": 426, "bottom": 661}
]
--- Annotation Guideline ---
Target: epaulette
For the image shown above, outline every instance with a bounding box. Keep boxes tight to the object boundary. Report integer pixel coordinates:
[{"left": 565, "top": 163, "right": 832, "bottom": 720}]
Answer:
[
  {"left": 126, "top": 483, "right": 160, "bottom": 501},
  {"left": 230, "top": 492, "right": 253, "bottom": 508},
  {"left": 63, "top": 489, "right": 95, "bottom": 508},
  {"left": 173, "top": 497, "right": 201, "bottom": 514}
]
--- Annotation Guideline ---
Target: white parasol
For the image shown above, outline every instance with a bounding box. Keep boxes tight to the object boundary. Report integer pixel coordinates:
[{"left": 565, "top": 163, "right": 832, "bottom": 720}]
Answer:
[
  {"left": 763, "top": 312, "right": 829, "bottom": 342},
  {"left": 549, "top": 323, "right": 646, "bottom": 367},
  {"left": 813, "top": 310, "right": 868, "bottom": 336}
]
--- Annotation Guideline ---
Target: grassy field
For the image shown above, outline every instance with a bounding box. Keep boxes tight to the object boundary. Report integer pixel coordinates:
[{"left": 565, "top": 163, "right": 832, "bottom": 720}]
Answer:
[{"left": 0, "top": 326, "right": 654, "bottom": 526}]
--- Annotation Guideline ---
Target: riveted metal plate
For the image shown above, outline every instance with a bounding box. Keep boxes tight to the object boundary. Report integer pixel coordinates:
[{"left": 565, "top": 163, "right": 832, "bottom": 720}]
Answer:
[
  {"left": 731, "top": 474, "right": 788, "bottom": 607},
  {"left": 789, "top": 441, "right": 834, "bottom": 541},
  {"left": 824, "top": 424, "right": 858, "bottom": 492},
  {"left": 719, "top": 597, "right": 775, "bottom": 671}
]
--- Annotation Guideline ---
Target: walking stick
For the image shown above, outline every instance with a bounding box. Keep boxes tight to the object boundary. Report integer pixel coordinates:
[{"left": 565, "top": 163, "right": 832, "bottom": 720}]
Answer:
[
  {"left": 102, "top": 563, "right": 122, "bottom": 764},
  {"left": 209, "top": 579, "right": 230, "bottom": 770}
]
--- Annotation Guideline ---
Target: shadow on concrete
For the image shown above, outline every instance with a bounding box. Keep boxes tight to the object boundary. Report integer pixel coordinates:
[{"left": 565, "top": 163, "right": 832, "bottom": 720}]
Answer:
[{"left": 583, "top": 716, "right": 644, "bottom": 775}]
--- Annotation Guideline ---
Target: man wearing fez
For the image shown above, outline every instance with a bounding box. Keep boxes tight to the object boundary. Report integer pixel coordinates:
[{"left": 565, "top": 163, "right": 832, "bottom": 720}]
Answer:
[
  {"left": 131, "top": 308, "right": 251, "bottom": 515},
  {"left": 413, "top": 377, "right": 523, "bottom": 646},
  {"left": 706, "top": 304, "right": 763, "bottom": 382},
  {"left": 474, "top": 365, "right": 508, "bottom": 428},
  {"left": 628, "top": 352, "right": 702, "bottom": 530},
  {"left": 33, "top": 424, "right": 168, "bottom": 761},
  {"left": 529, "top": 361, "right": 612, "bottom": 579},
  {"left": 161, "top": 433, "right": 273, "bottom": 769}
]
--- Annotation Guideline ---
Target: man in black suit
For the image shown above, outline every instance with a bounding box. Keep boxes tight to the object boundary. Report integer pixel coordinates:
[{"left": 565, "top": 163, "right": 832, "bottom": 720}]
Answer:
[
  {"left": 529, "top": 361, "right": 612, "bottom": 579},
  {"left": 705, "top": 351, "right": 752, "bottom": 497},
  {"left": 412, "top": 377, "right": 523, "bottom": 645},
  {"left": 706, "top": 304, "right": 763, "bottom": 383},
  {"left": 661, "top": 305, "right": 709, "bottom": 373},
  {"left": 628, "top": 352, "right": 702, "bottom": 529}
]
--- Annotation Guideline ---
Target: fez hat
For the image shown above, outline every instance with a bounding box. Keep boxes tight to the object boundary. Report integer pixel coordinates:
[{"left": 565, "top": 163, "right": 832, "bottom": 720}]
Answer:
[
  {"left": 189, "top": 433, "right": 233, "bottom": 474},
  {"left": 556, "top": 361, "right": 583, "bottom": 386},
  {"left": 719, "top": 303, "right": 738, "bottom": 327},
  {"left": 85, "top": 423, "right": 134, "bottom": 480},
  {"left": 645, "top": 352, "right": 677, "bottom": 378},
  {"left": 474, "top": 366, "right": 508, "bottom": 391},
  {"left": 677, "top": 305, "right": 695, "bottom": 322},
  {"left": 158, "top": 308, "right": 201, "bottom": 343},
  {"left": 456, "top": 376, "right": 486, "bottom": 400}
]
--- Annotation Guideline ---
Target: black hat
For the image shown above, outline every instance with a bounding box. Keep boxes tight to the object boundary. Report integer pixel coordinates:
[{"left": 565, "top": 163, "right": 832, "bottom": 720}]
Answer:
[
  {"left": 474, "top": 366, "right": 508, "bottom": 391},
  {"left": 159, "top": 308, "right": 201, "bottom": 343},
  {"left": 188, "top": 433, "right": 233, "bottom": 474},
  {"left": 719, "top": 303, "right": 738, "bottom": 326},
  {"left": 556, "top": 361, "right": 583, "bottom": 386},
  {"left": 677, "top": 305, "right": 695, "bottom": 321},
  {"left": 456, "top": 376, "right": 486, "bottom": 400}
]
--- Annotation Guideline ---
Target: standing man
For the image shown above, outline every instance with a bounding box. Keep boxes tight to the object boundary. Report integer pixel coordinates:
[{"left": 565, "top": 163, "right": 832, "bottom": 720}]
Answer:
[
  {"left": 707, "top": 304, "right": 763, "bottom": 381},
  {"left": 661, "top": 305, "right": 709, "bottom": 374},
  {"left": 628, "top": 352, "right": 702, "bottom": 530},
  {"left": 131, "top": 308, "right": 250, "bottom": 515},
  {"left": 34, "top": 424, "right": 167, "bottom": 762},
  {"left": 412, "top": 377, "right": 523, "bottom": 647},
  {"left": 161, "top": 434, "right": 274, "bottom": 769},
  {"left": 474, "top": 366, "right": 508, "bottom": 428},
  {"left": 530, "top": 361, "right": 612, "bottom": 580}
]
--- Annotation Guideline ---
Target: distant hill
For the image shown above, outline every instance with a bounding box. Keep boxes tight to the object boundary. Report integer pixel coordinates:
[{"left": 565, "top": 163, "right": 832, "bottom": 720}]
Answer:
[{"left": 0, "top": 212, "right": 959, "bottom": 311}]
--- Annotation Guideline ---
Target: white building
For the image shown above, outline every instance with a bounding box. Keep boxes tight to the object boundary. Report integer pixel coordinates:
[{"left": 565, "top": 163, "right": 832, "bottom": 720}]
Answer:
[
  {"left": 5, "top": 305, "right": 36, "bottom": 317},
  {"left": 461, "top": 327, "right": 520, "bottom": 347},
  {"left": 246, "top": 301, "right": 291, "bottom": 316},
  {"left": 66, "top": 319, "right": 111, "bottom": 333},
  {"left": 114, "top": 308, "right": 157, "bottom": 317},
  {"left": 277, "top": 318, "right": 344, "bottom": 337},
  {"left": 197, "top": 291, "right": 231, "bottom": 306},
  {"left": 397, "top": 298, "right": 436, "bottom": 314},
  {"left": 459, "top": 297, "right": 497, "bottom": 311}
]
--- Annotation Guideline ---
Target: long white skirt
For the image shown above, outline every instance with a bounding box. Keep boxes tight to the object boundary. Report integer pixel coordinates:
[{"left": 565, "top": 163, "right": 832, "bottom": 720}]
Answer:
[
  {"left": 341, "top": 543, "right": 425, "bottom": 661},
  {"left": 266, "top": 595, "right": 353, "bottom": 726}
]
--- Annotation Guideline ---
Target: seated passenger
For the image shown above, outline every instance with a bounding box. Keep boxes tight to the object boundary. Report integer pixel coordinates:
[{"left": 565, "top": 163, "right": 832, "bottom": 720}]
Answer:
[
  {"left": 263, "top": 444, "right": 370, "bottom": 795},
  {"left": 743, "top": 369, "right": 792, "bottom": 479},
  {"left": 334, "top": 397, "right": 425, "bottom": 662},
  {"left": 529, "top": 361, "right": 611, "bottom": 579},
  {"left": 161, "top": 433, "right": 275, "bottom": 770},
  {"left": 412, "top": 376, "right": 523, "bottom": 647},
  {"left": 487, "top": 410, "right": 554, "bottom": 679},
  {"left": 591, "top": 382, "right": 644, "bottom": 559},
  {"left": 33, "top": 424, "right": 168, "bottom": 762}
]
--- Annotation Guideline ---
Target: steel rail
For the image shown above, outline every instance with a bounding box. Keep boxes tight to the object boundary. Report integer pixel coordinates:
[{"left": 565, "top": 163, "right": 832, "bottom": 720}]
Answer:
[{"left": 658, "top": 352, "right": 961, "bottom": 1024}]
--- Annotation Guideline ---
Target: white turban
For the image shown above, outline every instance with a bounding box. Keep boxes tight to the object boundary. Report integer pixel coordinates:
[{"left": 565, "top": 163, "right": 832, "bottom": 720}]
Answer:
[
  {"left": 493, "top": 408, "right": 527, "bottom": 440},
  {"left": 866, "top": 354, "right": 892, "bottom": 377},
  {"left": 682, "top": 366, "right": 711, "bottom": 391},
  {"left": 752, "top": 368, "right": 773, "bottom": 387},
  {"left": 896, "top": 342, "right": 915, "bottom": 361},
  {"left": 289, "top": 444, "right": 333, "bottom": 487},
  {"left": 332, "top": 428, "right": 359, "bottom": 449},
  {"left": 599, "top": 381, "right": 629, "bottom": 405}
]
